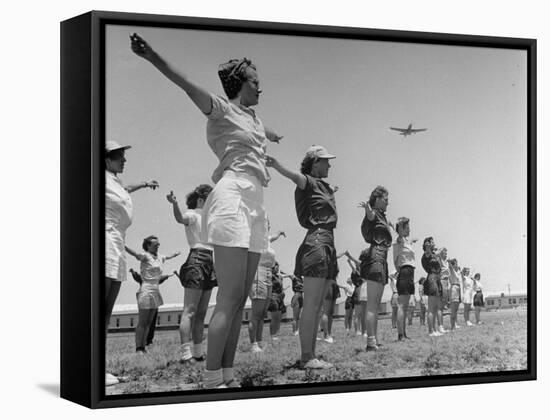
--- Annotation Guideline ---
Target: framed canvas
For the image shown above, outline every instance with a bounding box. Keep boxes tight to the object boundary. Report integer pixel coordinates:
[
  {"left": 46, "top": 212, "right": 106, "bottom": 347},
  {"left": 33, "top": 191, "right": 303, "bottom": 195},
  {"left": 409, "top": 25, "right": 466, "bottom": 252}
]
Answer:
[{"left": 60, "top": 10, "right": 536, "bottom": 409}]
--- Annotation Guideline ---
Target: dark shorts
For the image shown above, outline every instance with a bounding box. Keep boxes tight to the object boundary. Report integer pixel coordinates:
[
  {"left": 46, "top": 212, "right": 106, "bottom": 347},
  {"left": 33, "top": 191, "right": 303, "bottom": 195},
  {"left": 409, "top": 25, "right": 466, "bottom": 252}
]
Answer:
[
  {"left": 324, "top": 279, "right": 341, "bottom": 300},
  {"left": 345, "top": 296, "right": 355, "bottom": 310},
  {"left": 179, "top": 248, "right": 217, "bottom": 290},
  {"left": 440, "top": 276, "right": 450, "bottom": 303},
  {"left": 360, "top": 245, "right": 389, "bottom": 285},
  {"left": 423, "top": 273, "right": 442, "bottom": 297},
  {"left": 473, "top": 292, "right": 484, "bottom": 307},
  {"left": 295, "top": 228, "right": 339, "bottom": 279},
  {"left": 291, "top": 293, "right": 303, "bottom": 309},
  {"left": 397, "top": 265, "right": 415, "bottom": 295},
  {"left": 268, "top": 293, "right": 286, "bottom": 313}
]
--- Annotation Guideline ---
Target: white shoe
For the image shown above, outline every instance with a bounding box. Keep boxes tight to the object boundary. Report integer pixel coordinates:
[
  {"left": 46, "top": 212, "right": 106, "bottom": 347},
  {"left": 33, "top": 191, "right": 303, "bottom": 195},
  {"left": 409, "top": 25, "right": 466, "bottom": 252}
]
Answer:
[
  {"left": 294, "top": 330, "right": 299, "bottom": 336},
  {"left": 356, "top": 331, "right": 362, "bottom": 336},
  {"left": 429, "top": 331, "right": 441, "bottom": 337},
  {"left": 251, "top": 343, "right": 263, "bottom": 353},
  {"left": 271, "top": 335, "right": 279, "bottom": 341},
  {"left": 362, "top": 333, "right": 368, "bottom": 339},
  {"left": 303, "top": 358, "right": 334, "bottom": 369},
  {"left": 455, "top": 325, "right": 461, "bottom": 329},
  {"left": 324, "top": 336, "right": 334, "bottom": 343},
  {"left": 438, "top": 327, "right": 448, "bottom": 334},
  {"left": 105, "top": 373, "right": 119, "bottom": 386},
  {"left": 466, "top": 321, "right": 473, "bottom": 326}
]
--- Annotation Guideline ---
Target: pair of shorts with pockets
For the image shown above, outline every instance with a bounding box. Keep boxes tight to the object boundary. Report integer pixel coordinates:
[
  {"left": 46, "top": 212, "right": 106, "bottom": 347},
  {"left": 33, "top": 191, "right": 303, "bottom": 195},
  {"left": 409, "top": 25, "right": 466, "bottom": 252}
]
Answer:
[
  {"left": 179, "top": 248, "right": 217, "bottom": 290},
  {"left": 201, "top": 170, "right": 268, "bottom": 253},
  {"left": 423, "top": 273, "right": 442, "bottom": 297},
  {"left": 397, "top": 265, "right": 415, "bottom": 295},
  {"left": 249, "top": 266, "right": 273, "bottom": 300},
  {"left": 295, "top": 228, "right": 339, "bottom": 279},
  {"left": 345, "top": 296, "right": 355, "bottom": 310},
  {"left": 136, "top": 290, "right": 163, "bottom": 309},
  {"left": 360, "top": 245, "right": 389, "bottom": 285}
]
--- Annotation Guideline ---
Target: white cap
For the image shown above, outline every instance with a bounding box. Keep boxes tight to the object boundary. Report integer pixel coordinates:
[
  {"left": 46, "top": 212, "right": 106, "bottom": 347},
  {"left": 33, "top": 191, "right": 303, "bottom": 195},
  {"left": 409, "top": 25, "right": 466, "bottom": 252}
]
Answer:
[
  {"left": 105, "top": 140, "right": 131, "bottom": 153},
  {"left": 305, "top": 145, "right": 336, "bottom": 159}
]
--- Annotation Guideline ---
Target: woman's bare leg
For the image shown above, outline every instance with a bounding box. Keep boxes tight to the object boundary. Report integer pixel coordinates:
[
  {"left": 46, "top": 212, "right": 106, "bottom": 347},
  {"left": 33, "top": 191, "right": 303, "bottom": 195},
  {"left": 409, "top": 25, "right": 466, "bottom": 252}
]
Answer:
[{"left": 299, "top": 277, "right": 329, "bottom": 362}]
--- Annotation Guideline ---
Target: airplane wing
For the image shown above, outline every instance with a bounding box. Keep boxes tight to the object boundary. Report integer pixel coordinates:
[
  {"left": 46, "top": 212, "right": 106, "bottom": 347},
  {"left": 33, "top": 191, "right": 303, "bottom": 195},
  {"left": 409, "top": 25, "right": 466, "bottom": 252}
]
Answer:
[
  {"left": 389, "top": 127, "right": 407, "bottom": 133},
  {"left": 410, "top": 128, "right": 427, "bottom": 133}
]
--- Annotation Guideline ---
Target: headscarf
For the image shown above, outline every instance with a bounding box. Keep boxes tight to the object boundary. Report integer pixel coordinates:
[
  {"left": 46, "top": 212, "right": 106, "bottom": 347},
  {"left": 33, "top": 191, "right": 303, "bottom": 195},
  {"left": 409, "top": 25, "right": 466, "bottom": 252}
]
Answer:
[{"left": 218, "top": 58, "right": 255, "bottom": 99}]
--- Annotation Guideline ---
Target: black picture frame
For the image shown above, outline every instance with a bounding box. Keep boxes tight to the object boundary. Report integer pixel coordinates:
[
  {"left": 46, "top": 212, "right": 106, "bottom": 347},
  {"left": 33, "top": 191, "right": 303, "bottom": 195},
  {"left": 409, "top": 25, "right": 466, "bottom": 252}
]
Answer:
[{"left": 60, "top": 10, "right": 536, "bottom": 409}]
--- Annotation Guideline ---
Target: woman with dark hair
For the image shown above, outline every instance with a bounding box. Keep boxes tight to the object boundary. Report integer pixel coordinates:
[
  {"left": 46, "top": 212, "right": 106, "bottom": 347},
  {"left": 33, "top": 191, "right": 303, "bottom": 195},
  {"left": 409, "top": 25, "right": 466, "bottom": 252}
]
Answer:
[
  {"left": 104, "top": 140, "right": 158, "bottom": 386},
  {"left": 125, "top": 236, "right": 179, "bottom": 353},
  {"left": 267, "top": 262, "right": 288, "bottom": 341},
  {"left": 342, "top": 251, "right": 367, "bottom": 336},
  {"left": 358, "top": 185, "right": 392, "bottom": 351},
  {"left": 248, "top": 229, "right": 285, "bottom": 353},
  {"left": 473, "top": 273, "right": 484, "bottom": 324},
  {"left": 393, "top": 217, "right": 417, "bottom": 340},
  {"left": 266, "top": 145, "right": 338, "bottom": 369},
  {"left": 166, "top": 186, "right": 217, "bottom": 363},
  {"left": 131, "top": 34, "right": 281, "bottom": 388},
  {"left": 448, "top": 258, "right": 462, "bottom": 330},
  {"left": 341, "top": 277, "right": 356, "bottom": 334},
  {"left": 421, "top": 237, "right": 444, "bottom": 337}
]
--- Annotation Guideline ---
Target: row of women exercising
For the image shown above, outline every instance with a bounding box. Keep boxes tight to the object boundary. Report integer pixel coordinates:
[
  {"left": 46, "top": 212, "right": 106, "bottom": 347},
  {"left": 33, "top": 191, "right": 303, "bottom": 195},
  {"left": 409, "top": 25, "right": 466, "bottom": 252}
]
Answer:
[{"left": 104, "top": 33, "right": 483, "bottom": 388}]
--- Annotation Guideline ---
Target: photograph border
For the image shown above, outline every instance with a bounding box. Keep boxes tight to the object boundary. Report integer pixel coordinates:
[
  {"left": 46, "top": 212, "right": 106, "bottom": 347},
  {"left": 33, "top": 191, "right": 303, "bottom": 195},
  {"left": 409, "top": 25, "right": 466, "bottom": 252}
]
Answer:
[{"left": 60, "top": 10, "right": 536, "bottom": 409}]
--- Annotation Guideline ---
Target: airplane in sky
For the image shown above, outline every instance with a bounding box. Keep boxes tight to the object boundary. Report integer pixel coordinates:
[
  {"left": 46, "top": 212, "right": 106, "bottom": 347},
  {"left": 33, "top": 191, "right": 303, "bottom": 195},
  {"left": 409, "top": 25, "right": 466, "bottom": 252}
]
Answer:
[{"left": 389, "top": 123, "right": 427, "bottom": 137}]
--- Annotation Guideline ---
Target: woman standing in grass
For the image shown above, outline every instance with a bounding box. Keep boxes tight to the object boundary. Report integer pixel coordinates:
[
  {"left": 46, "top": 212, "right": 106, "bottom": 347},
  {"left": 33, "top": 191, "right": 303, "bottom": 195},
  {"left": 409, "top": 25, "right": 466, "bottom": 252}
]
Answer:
[
  {"left": 320, "top": 279, "right": 341, "bottom": 343},
  {"left": 287, "top": 273, "right": 304, "bottom": 336},
  {"left": 126, "top": 236, "right": 180, "bottom": 353},
  {"left": 105, "top": 140, "right": 158, "bottom": 386},
  {"left": 267, "top": 262, "right": 288, "bottom": 341},
  {"left": 266, "top": 145, "right": 338, "bottom": 369},
  {"left": 448, "top": 258, "right": 462, "bottom": 330},
  {"left": 461, "top": 267, "right": 475, "bottom": 326},
  {"left": 421, "top": 237, "right": 445, "bottom": 337},
  {"left": 389, "top": 273, "right": 399, "bottom": 329},
  {"left": 359, "top": 186, "right": 392, "bottom": 351},
  {"left": 166, "top": 186, "right": 217, "bottom": 363},
  {"left": 392, "top": 217, "right": 417, "bottom": 340},
  {"left": 343, "top": 251, "right": 368, "bottom": 337},
  {"left": 473, "top": 273, "right": 485, "bottom": 325},
  {"left": 418, "top": 277, "right": 427, "bottom": 326},
  {"left": 131, "top": 34, "right": 281, "bottom": 388},
  {"left": 247, "top": 230, "right": 285, "bottom": 352}
]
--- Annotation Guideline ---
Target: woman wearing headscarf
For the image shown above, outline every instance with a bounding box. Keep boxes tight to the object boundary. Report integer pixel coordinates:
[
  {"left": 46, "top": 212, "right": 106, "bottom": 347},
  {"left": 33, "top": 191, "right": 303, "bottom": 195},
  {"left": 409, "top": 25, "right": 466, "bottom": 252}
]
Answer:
[
  {"left": 359, "top": 186, "right": 392, "bottom": 351},
  {"left": 393, "top": 217, "right": 417, "bottom": 340},
  {"left": 266, "top": 145, "right": 338, "bottom": 369},
  {"left": 104, "top": 140, "right": 158, "bottom": 385},
  {"left": 461, "top": 267, "right": 475, "bottom": 326},
  {"left": 448, "top": 258, "right": 463, "bottom": 330},
  {"left": 421, "top": 237, "right": 445, "bottom": 337},
  {"left": 131, "top": 34, "right": 282, "bottom": 388},
  {"left": 166, "top": 185, "right": 217, "bottom": 363}
]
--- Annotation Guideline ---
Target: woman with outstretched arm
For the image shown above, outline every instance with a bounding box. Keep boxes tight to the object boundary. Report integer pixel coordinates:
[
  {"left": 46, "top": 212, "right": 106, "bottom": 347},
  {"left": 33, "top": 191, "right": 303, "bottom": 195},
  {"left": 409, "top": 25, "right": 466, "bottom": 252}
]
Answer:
[
  {"left": 131, "top": 34, "right": 281, "bottom": 388},
  {"left": 266, "top": 145, "right": 338, "bottom": 369}
]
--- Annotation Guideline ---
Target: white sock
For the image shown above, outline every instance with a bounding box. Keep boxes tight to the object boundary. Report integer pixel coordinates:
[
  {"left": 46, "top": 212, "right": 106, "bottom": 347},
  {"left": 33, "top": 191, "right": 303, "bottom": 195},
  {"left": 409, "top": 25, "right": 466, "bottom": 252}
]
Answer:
[
  {"left": 192, "top": 342, "right": 204, "bottom": 358},
  {"left": 182, "top": 342, "right": 192, "bottom": 360},
  {"left": 204, "top": 369, "right": 223, "bottom": 388},
  {"left": 222, "top": 367, "right": 234, "bottom": 384}
]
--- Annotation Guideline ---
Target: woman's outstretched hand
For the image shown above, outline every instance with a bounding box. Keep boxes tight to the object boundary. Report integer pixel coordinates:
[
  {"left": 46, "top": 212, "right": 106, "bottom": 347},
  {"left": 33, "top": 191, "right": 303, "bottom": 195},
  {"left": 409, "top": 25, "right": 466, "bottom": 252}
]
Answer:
[{"left": 130, "top": 33, "right": 155, "bottom": 61}]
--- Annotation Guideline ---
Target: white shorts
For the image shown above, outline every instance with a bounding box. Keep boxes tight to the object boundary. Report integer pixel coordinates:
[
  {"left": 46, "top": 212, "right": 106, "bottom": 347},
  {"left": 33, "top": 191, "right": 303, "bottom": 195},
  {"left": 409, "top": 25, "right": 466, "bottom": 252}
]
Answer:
[
  {"left": 105, "top": 226, "right": 127, "bottom": 282},
  {"left": 202, "top": 170, "right": 268, "bottom": 253}
]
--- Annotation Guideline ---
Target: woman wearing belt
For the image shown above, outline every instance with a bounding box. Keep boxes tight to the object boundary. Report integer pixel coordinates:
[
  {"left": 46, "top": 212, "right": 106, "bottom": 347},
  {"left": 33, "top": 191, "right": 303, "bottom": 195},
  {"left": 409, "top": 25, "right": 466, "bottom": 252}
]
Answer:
[
  {"left": 421, "top": 237, "right": 445, "bottom": 337},
  {"left": 131, "top": 34, "right": 282, "bottom": 388},
  {"left": 266, "top": 145, "right": 338, "bottom": 369},
  {"left": 393, "top": 217, "right": 417, "bottom": 340},
  {"left": 359, "top": 186, "right": 392, "bottom": 351},
  {"left": 166, "top": 186, "right": 217, "bottom": 363},
  {"left": 248, "top": 230, "right": 285, "bottom": 353},
  {"left": 105, "top": 140, "right": 158, "bottom": 386}
]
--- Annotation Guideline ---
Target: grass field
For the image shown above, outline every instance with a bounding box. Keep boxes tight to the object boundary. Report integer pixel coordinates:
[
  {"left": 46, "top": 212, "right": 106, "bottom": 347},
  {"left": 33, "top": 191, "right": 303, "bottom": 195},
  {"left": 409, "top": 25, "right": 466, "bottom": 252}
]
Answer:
[{"left": 105, "top": 308, "right": 527, "bottom": 395}]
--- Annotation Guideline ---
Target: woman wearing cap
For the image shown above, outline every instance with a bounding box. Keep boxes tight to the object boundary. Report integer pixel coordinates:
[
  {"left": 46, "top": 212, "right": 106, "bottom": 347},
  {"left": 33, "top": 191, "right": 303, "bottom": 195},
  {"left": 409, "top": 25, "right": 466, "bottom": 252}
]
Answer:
[
  {"left": 125, "top": 236, "right": 180, "bottom": 353},
  {"left": 421, "top": 237, "right": 445, "bottom": 337},
  {"left": 448, "top": 258, "right": 462, "bottom": 330},
  {"left": 461, "top": 267, "right": 474, "bottom": 326},
  {"left": 248, "top": 230, "right": 285, "bottom": 353},
  {"left": 131, "top": 34, "right": 282, "bottom": 388},
  {"left": 166, "top": 186, "right": 217, "bottom": 363},
  {"left": 266, "top": 145, "right": 337, "bottom": 369},
  {"left": 358, "top": 186, "right": 392, "bottom": 351},
  {"left": 104, "top": 141, "right": 158, "bottom": 385},
  {"left": 392, "top": 217, "right": 417, "bottom": 340},
  {"left": 473, "top": 273, "right": 484, "bottom": 324}
]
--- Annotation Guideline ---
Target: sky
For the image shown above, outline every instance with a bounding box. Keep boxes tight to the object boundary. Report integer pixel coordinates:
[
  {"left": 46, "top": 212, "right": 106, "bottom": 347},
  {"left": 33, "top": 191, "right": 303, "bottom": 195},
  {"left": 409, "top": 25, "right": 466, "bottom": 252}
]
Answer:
[{"left": 106, "top": 24, "right": 528, "bottom": 306}]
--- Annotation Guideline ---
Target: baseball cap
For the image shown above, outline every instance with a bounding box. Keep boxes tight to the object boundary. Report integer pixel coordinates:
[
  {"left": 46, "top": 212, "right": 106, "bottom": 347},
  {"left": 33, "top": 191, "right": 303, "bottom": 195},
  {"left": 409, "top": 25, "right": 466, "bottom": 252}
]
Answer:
[
  {"left": 105, "top": 140, "right": 131, "bottom": 153},
  {"left": 305, "top": 145, "right": 336, "bottom": 159}
]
